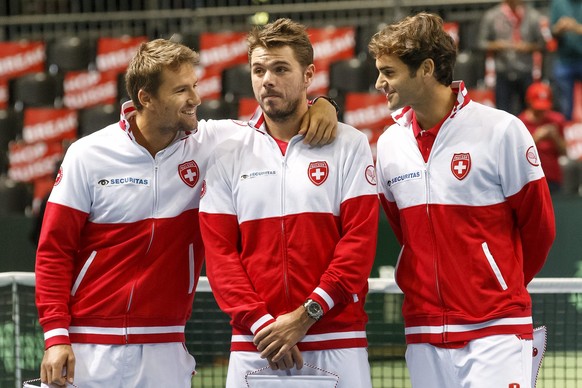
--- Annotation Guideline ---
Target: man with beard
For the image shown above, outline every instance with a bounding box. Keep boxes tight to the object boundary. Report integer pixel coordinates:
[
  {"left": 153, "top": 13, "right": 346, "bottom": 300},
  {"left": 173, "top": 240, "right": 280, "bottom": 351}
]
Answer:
[
  {"left": 199, "top": 18, "right": 379, "bottom": 388},
  {"left": 35, "top": 38, "right": 338, "bottom": 388}
]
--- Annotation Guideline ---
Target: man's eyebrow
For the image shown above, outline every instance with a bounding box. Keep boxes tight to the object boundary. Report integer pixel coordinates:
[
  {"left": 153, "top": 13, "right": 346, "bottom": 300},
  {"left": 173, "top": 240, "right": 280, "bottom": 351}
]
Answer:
[{"left": 252, "top": 59, "right": 291, "bottom": 67}]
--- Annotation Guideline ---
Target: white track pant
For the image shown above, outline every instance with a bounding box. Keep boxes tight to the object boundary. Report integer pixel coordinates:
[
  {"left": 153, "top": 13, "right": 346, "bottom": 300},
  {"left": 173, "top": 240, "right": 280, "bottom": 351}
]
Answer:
[
  {"left": 406, "top": 334, "right": 533, "bottom": 388},
  {"left": 42, "top": 342, "right": 196, "bottom": 388},
  {"left": 226, "top": 348, "right": 372, "bottom": 388}
]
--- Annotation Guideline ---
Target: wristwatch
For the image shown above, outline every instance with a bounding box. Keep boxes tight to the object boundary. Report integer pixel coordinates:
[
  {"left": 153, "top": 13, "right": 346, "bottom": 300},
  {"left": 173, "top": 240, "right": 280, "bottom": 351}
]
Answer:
[
  {"left": 303, "top": 299, "right": 324, "bottom": 321},
  {"left": 311, "top": 96, "right": 340, "bottom": 117}
]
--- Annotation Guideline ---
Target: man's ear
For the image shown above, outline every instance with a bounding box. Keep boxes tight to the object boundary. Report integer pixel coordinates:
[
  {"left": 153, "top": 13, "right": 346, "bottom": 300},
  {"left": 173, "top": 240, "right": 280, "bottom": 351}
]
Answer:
[
  {"left": 421, "top": 58, "right": 435, "bottom": 78},
  {"left": 304, "top": 64, "right": 316, "bottom": 88},
  {"left": 137, "top": 89, "right": 151, "bottom": 109}
]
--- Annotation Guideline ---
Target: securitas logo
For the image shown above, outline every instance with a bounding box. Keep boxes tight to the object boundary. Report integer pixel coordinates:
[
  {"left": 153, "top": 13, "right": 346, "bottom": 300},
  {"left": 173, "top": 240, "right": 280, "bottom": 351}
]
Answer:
[
  {"left": 386, "top": 171, "right": 421, "bottom": 187},
  {"left": 97, "top": 177, "right": 150, "bottom": 186},
  {"left": 240, "top": 170, "right": 276, "bottom": 180}
]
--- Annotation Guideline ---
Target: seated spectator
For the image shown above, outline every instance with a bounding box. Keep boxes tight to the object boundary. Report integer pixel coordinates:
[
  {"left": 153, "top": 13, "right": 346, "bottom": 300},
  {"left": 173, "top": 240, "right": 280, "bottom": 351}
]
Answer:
[{"left": 518, "top": 81, "right": 567, "bottom": 193}]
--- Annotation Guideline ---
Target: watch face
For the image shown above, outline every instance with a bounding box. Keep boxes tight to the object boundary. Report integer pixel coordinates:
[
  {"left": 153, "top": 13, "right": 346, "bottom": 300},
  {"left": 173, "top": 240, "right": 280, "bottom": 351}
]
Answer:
[{"left": 306, "top": 300, "right": 323, "bottom": 320}]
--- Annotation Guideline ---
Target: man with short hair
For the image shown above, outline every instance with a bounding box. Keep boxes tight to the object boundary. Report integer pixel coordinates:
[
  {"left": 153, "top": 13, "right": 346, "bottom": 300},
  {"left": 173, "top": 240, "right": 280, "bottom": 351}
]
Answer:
[
  {"left": 370, "top": 12, "right": 555, "bottom": 388},
  {"left": 35, "top": 38, "right": 338, "bottom": 388},
  {"left": 200, "top": 18, "right": 378, "bottom": 388}
]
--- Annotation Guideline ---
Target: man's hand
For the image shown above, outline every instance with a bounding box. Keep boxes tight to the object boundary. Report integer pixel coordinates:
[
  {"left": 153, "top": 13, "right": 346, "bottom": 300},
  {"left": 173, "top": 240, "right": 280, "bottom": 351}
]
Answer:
[
  {"left": 40, "top": 344, "right": 75, "bottom": 387},
  {"left": 253, "top": 306, "right": 317, "bottom": 365},
  {"left": 298, "top": 98, "right": 338, "bottom": 146},
  {"left": 553, "top": 17, "right": 582, "bottom": 35},
  {"left": 267, "top": 345, "right": 304, "bottom": 371}
]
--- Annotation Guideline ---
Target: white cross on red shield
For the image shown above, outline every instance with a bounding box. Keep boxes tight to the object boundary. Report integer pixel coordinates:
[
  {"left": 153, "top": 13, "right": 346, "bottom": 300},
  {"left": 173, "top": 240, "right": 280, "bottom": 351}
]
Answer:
[
  {"left": 308, "top": 161, "right": 329, "bottom": 186},
  {"left": 451, "top": 153, "right": 471, "bottom": 180},
  {"left": 179, "top": 160, "right": 199, "bottom": 188}
]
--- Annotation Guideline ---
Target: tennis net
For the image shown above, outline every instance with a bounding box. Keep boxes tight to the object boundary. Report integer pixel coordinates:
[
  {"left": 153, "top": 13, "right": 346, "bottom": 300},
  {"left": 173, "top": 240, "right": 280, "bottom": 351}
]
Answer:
[{"left": 1, "top": 272, "right": 581, "bottom": 388}]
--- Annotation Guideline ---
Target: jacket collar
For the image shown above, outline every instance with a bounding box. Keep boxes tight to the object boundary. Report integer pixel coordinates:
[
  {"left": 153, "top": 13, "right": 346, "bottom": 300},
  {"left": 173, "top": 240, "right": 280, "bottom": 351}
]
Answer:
[{"left": 391, "top": 80, "right": 471, "bottom": 128}]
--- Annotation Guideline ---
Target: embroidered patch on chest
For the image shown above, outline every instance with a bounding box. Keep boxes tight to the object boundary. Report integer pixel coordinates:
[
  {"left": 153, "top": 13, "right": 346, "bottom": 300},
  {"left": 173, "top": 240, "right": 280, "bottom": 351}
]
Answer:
[
  {"left": 308, "top": 161, "right": 329, "bottom": 186},
  {"left": 451, "top": 153, "right": 471, "bottom": 180},
  {"left": 179, "top": 160, "right": 200, "bottom": 188}
]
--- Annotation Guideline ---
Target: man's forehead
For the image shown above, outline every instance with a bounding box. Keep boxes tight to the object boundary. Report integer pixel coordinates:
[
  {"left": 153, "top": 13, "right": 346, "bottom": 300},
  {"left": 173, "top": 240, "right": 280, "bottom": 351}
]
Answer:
[
  {"left": 376, "top": 53, "right": 405, "bottom": 68},
  {"left": 160, "top": 63, "right": 197, "bottom": 84},
  {"left": 250, "top": 46, "right": 296, "bottom": 66}
]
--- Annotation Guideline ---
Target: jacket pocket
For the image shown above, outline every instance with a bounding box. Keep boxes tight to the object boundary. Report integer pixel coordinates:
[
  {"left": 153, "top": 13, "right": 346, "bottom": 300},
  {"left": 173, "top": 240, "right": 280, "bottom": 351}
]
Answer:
[
  {"left": 481, "top": 242, "right": 508, "bottom": 291},
  {"left": 70, "top": 250, "right": 97, "bottom": 296}
]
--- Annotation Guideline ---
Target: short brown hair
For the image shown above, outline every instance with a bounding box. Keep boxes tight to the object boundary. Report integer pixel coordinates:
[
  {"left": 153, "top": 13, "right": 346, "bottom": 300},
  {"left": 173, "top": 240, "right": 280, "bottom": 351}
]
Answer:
[
  {"left": 125, "top": 39, "right": 199, "bottom": 110},
  {"left": 247, "top": 18, "right": 313, "bottom": 69},
  {"left": 368, "top": 12, "right": 457, "bottom": 86}
]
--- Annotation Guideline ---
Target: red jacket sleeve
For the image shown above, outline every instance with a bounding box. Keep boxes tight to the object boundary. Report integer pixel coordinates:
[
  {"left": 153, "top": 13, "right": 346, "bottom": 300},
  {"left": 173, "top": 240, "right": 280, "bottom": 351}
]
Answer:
[
  {"left": 506, "top": 177, "right": 556, "bottom": 285},
  {"left": 35, "top": 202, "right": 88, "bottom": 348},
  {"left": 309, "top": 194, "right": 379, "bottom": 312},
  {"left": 199, "top": 213, "right": 275, "bottom": 334}
]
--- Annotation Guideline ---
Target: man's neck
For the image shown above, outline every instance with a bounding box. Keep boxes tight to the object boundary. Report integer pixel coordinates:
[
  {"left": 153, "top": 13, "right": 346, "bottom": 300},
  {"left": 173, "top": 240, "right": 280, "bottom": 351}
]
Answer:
[
  {"left": 414, "top": 86, "right": 456, "bottom": 131},
  {"left": 264, "top": 107, "right": 306, "bottom": 142},
  {"left": 133, "top": 115, "right": 176, "bottom": 157}
]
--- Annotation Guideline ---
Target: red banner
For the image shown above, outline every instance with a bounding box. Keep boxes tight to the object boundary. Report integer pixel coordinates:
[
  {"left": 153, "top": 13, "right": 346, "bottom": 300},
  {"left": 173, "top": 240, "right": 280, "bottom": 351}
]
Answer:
[
  {"left": 343, "top": 92, "right": 394, "bottom": 160},
  {"left": 96, "top": 36, "right": 147, "bottom": 73},
  {"left": 8, "top": 141, "right": 64, "bottom": 183},
  {"left": 0, "top": 41, "right": 46, "bottom": 109},
  {"left": 198, "top": 32, "right": 248, "bottom": 100},
  {"left": 22, "top": 108, "right": 78, "bottom": 144},
  {"left": 565, "top": 122, "right": 582, "bottom": 161},
  {"left": 0, "top": 79, "right": 8, "bottom": 109},
  {"left": 308, "top": 27, "right": 355, "bottom": 96},
  {"left": 467, "top": 88, "right": 495, "bottom": 108},
  {"left": 63, "top": 70, "right": 118, "bottom": 109},
  {"left": 443, "top": 22, "right": 459, "bottom": 47},
  {"left": 0, "top": 41, "right": 45, "bottom": 79},
  {"left": 238, "top": 97, "right": 259, "bottom": 121}
]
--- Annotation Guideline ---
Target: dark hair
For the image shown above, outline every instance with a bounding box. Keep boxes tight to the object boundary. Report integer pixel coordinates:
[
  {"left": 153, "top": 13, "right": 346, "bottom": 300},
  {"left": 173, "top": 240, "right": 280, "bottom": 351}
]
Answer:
[
  {"left": 125, "top": 39, "right": 199, "bottom": 110},
  {"left": 368, "top": 12, "right": 457, "bottom": 85},
  {"left": 247, "top": 18, "right": 313, "bottom": 68}
]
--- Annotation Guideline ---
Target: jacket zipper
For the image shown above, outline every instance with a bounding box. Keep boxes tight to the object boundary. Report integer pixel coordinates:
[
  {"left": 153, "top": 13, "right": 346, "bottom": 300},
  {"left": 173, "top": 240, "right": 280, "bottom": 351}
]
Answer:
[
  {"left": 280, "top": 151, "right": 291, "bottom": 307},
  {"left": 124, "top": 158, "right": 159, "bottom": 343},
  {"left": 423, "top": 133, "right": 446, "bottom": 342}
]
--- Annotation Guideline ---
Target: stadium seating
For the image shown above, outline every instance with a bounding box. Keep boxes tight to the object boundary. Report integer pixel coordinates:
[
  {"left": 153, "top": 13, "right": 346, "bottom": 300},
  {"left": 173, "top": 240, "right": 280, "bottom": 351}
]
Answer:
[
  {"left": 45, "top": 36, "right": 95, "bottom": 74},
  {"left": 0, "top": 177, "right": 32, "bottom": 215},
  {"left": 78, "top": 104, "right": 119, "bottom": 137},
  {"left": 0, "top": 109, "right": 22, "bottom": 174},
  {"left": 221, "top": 64, "right": 254, "bottom": 102},
  {"left": 328, "top": 57, "right": 376, "bottom": 97},
  {"left": 453, "top": 50, "right": 485, "bottom": 89},
  {"left": 9, "top": 72, "right": 62, "bottom": 109},
  {"left": 197, "top": 99, "right": 238, "bottom": 121}
]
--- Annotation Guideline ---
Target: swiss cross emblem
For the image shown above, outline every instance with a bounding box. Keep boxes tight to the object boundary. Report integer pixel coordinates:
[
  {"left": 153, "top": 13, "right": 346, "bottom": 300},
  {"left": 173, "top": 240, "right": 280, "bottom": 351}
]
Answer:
[
  {"left": 179, "top": 160, "right": 199, "bottom": 188},
  {"left": 308, "top": 161, "right": 329, "bottom": 186},
  {"left": 451, "top": 153, "right": 471, "bottom": 180},
  {"left": 509, "top": 384, "right": 520, "bottom": 388}
]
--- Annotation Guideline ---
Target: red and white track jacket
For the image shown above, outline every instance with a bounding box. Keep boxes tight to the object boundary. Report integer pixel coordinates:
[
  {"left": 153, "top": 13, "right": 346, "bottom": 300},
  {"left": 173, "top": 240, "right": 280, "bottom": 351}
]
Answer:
[
  {"left": 376, "top": 82, "right": 556, "bottom": 345},
  {"left": 199, "top": 109, "right": 379, "bottom": 352},
  {"left": 35, "top": 101, "right": 238, "bottom": 348}
]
